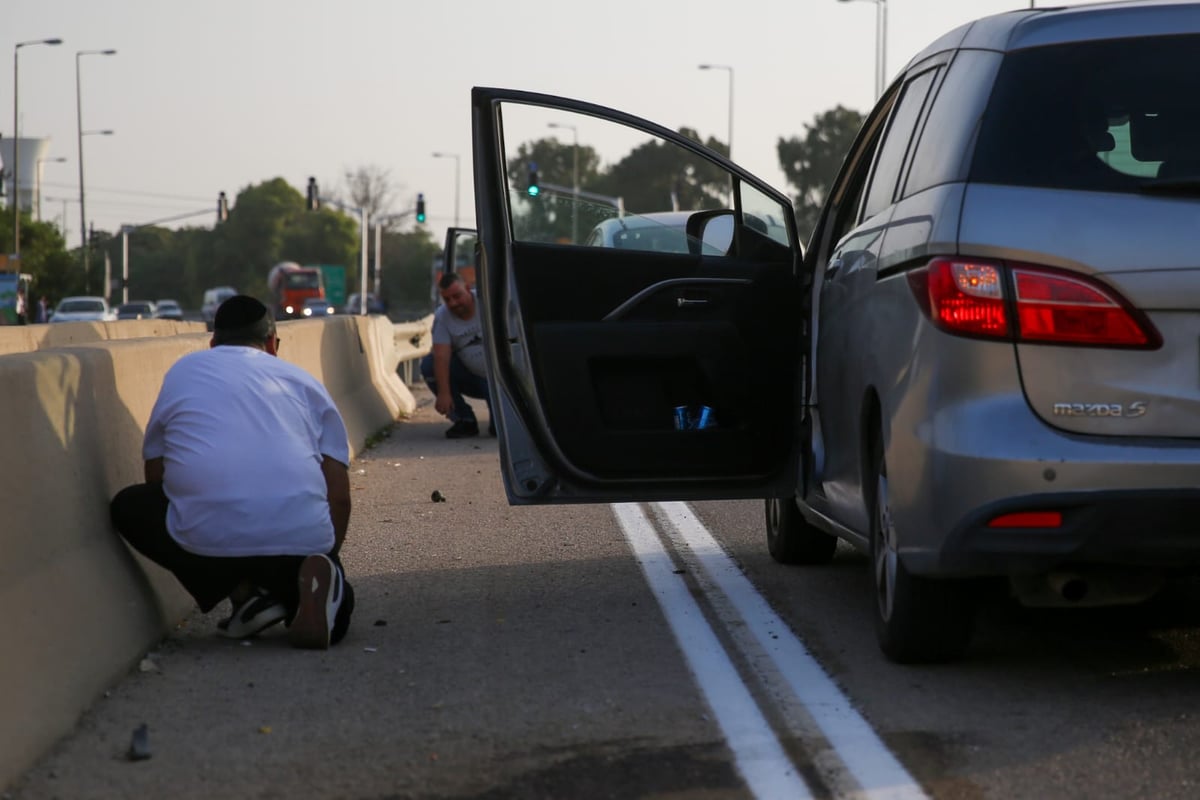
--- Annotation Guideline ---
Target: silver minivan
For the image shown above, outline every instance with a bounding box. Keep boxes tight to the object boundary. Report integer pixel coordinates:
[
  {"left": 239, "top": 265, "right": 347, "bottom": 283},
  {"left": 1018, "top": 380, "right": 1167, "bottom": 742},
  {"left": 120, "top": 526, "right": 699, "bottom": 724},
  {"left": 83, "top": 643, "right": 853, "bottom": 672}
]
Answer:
[{"left": 469, "top": 1, "right": 1200, "bottom": 661}]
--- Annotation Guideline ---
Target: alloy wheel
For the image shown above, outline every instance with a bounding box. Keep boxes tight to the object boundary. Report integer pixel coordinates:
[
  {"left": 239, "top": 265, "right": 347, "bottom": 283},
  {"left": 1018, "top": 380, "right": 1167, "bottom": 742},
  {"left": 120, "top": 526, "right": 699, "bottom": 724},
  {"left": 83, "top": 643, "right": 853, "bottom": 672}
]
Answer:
[{"left": 873, "top": 466, "right": 898, "bottom": 623}]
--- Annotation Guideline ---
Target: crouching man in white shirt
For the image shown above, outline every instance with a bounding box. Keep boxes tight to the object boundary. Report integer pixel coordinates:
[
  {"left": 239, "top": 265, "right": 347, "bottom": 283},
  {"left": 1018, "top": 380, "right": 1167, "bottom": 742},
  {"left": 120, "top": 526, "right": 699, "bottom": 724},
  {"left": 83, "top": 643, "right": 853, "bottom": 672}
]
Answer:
[{"left": 110, "top": 295, "right": 354, "bottom": 648}]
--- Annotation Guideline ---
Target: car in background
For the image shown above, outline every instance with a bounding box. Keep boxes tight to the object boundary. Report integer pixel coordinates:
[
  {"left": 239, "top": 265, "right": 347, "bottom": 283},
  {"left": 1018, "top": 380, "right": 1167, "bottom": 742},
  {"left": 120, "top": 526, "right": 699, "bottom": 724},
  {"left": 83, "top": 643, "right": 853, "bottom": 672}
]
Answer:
[
  {"left": 201, "top": 286, "right": 238, "bottom": 326},
  {"left": 301, "top": 297, "right": 336, "bottom": 317},
  {"left": 49, "top": 296, "right": 114, "bottom": 323},
  {"left": 115, "top": 301, "right": 157, "bottom": 320},
  {"left": 470, "top": 1, "right": 1200, "bottom": 663},
  {"left": 154, "top": 299, "right": 184, "bottom": 320},
  {"left": 342, "top": 293, "right": 386, "bottom": 315}
]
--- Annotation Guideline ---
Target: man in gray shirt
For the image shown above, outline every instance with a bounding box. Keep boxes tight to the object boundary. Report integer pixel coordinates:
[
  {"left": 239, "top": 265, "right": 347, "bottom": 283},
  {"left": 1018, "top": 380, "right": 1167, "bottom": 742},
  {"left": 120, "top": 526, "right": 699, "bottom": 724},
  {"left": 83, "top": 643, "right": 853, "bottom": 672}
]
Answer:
[{"left": 421, "top": 272, "right": 493, "bottom": 438}]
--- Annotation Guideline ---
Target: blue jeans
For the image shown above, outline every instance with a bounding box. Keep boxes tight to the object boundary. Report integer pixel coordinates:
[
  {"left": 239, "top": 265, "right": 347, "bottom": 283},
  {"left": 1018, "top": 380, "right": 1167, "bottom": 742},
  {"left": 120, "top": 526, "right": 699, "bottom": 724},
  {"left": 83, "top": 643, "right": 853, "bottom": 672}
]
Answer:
[{"left": 420, "top": 352, "right": 492, "bottom": 424}]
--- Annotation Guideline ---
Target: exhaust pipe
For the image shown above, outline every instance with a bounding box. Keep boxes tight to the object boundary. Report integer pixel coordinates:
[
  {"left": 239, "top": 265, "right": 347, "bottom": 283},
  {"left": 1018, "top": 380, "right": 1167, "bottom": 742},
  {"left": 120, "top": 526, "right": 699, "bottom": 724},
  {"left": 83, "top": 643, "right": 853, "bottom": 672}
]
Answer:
[{"left": 1048, "top": 572, "right": 1088, "bottom": 602}]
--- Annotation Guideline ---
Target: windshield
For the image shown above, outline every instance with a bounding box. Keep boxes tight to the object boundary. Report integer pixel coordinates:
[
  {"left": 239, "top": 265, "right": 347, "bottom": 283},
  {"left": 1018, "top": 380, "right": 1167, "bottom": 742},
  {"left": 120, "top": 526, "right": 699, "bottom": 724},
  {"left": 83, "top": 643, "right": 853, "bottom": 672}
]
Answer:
[
  {"left": 285, "top": 272, "right": 321, "bottom": 289},
  {"left": 971, "top": 34, "right": 1200, "bottom": 192},
  {"left": 59, "top": 300, "right": 104, "bottom": 313}
]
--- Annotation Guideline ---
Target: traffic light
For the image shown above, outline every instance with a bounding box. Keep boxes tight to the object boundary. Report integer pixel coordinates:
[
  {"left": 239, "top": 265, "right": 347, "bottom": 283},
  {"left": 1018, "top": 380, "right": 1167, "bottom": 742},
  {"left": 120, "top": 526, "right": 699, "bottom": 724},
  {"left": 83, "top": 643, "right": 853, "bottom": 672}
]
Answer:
[
  {"left": 527, "top": 162, "right": 540, "bottom": 197},
  {"left": 217, "top": 191, "right": 229, "bottom": 223},
  {"left": 306, "top": 176, "right": 320, "bottom": 211},
  {"left": 416, "top": 192, "right": 426, "bottom": 223}
]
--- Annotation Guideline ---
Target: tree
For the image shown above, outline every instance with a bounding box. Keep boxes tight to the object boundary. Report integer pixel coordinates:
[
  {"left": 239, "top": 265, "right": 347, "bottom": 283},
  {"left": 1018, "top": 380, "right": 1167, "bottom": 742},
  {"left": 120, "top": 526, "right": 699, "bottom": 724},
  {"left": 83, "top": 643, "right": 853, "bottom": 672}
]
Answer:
[
  {"left": 343, "top": 164, "right": 399, "bottom": 222},
  {"left": 378, "top": 227, "right": 440, "bottom": 318},
  {"left": 0, "top": 211, "right": 83, "bottom": 306},
  {"left": 778, "top": 106, "right": 865, "bottom": 243},
  {"left": 596, "top": 127, "right": 728, "bottom": 214}
]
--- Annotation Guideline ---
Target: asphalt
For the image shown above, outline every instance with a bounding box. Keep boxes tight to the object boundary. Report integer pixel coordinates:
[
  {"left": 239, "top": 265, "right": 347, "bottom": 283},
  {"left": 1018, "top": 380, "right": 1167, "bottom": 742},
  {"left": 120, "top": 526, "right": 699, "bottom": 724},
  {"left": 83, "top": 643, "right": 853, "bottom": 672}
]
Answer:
[{"left": 7, "top": 385, "right": 734, "bottom": 800}]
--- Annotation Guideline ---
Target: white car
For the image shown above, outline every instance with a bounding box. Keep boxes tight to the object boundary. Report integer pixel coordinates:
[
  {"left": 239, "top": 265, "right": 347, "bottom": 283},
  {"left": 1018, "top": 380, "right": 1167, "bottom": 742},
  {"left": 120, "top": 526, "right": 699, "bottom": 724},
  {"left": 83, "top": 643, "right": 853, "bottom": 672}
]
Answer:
[
  {"left": 154, "top": 299, "right": 184, "bottom": 320},
  {"left": 50, "top": 296, "right": 113, "bottom": 323}
]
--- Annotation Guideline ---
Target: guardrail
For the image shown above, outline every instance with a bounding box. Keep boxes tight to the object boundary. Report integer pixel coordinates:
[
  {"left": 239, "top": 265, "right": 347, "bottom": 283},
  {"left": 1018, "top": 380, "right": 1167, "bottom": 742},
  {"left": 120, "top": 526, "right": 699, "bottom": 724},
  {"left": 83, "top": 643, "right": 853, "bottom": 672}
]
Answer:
[{"left": 391, "top": 313, "right": 433, "bottom": 387}]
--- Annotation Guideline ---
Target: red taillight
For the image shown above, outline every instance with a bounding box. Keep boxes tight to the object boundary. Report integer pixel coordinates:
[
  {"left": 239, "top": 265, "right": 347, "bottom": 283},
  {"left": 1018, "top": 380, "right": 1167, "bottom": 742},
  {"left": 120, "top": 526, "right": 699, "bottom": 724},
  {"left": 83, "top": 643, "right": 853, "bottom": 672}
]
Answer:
[
  {"left": 908, "top": 258, "right": 1160, "bottom": 348},
  {"left": 988, "top": 511, "right": 1062, "bottom": 528},
  {"left": 1012, "top": 268, "right": 1154, "bottom": 347},
  {"left": 908, "top": 258, "right": 1009, "bottom": 338}
]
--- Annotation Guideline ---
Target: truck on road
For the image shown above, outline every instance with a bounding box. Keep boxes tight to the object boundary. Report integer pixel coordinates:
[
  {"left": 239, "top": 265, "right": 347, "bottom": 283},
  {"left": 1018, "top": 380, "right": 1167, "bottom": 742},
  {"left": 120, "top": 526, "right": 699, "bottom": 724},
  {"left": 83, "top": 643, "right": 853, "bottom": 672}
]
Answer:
[{"left": 267, "top": 262, "right": 325, "bottom": 319}]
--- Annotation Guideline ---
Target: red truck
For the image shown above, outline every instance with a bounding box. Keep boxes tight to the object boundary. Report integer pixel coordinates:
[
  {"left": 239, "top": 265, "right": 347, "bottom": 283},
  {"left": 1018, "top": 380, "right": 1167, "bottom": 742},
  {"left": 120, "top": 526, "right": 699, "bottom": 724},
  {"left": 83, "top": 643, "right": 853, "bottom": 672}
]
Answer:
[{"left": 267, "top": 261, "right": 325, "bottom": 319}]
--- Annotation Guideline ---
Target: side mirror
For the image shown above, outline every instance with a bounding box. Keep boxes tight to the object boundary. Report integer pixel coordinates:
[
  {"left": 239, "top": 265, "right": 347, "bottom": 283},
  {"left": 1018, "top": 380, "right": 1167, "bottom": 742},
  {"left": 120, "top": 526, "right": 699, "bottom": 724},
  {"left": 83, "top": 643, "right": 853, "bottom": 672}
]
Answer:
[{"left": 685, "top": 209, "right": 735, "bottom": 256}]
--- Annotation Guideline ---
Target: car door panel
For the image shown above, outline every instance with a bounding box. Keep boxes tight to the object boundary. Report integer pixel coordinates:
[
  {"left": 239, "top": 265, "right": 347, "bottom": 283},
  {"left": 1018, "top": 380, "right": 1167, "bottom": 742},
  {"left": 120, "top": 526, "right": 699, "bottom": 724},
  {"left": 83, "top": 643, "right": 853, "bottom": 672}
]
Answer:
[{"left": 472, "top": 87, "right": 803, "bottom": 503}]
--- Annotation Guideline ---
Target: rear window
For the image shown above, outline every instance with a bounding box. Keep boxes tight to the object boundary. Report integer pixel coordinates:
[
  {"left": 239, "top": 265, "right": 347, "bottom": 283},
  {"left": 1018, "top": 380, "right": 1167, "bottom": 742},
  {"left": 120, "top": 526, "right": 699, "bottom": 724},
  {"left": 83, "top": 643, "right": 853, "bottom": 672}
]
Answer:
[
  {"left": 970, "top": 34, "right": 1200, "bottom": 192},
  {"left": 60, "top": 300, "right": 103, "bottom": 312}
]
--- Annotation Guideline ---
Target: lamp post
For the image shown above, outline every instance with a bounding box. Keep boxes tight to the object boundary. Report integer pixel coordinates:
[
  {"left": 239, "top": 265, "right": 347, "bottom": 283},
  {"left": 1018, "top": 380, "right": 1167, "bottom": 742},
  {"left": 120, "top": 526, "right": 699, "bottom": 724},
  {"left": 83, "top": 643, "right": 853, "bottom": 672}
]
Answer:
[
  {"left": 35, "top": 156, "right": 66, "bottom": 221},
  {"left": 13, "top": 37, "right": 63, "bottom": 262},
  {"left": 431, "top": 151, "right": 460, "bottom": 228},
  {"left": 546, "top": 122, "right": 580, "bottom": 243},
  {"left": 698, "top": 64, "right": 734, "bottom": 161},
  {"left": 79, "top": 129, "right": 113, "bottom": 288},
  {"left": 77, "top": 48, "right": 117, "bottom": 291},
  {"left": 837, "top": 0, "right": 886, "bottom": 99}
]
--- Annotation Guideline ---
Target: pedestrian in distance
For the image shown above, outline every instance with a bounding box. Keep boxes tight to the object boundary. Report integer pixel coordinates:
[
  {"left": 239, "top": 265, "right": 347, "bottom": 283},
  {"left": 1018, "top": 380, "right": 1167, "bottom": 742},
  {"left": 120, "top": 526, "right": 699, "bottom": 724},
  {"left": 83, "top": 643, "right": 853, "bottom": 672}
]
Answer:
[
  {"left": 421, "top": 271, "right": 494, "bottom": 438},
  {"left": 110, "top": 295, "right": 355, "bottom": 648},
  {"left": 14, "top": 287, "right": 27, "bottom": 325},
  {"left": 34, "top": 295, "right": 49, "bottom": 324}
]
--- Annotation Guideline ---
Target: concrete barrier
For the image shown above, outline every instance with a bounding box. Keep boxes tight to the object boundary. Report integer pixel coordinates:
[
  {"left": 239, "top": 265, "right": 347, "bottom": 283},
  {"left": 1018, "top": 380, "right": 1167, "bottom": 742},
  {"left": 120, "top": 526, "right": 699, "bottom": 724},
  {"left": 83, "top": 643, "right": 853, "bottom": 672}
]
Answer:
[
  {"left": 0, "top": 319, "right": 208, "bottom": 356},
  {"left": 0, "top": 314, "right": 419, "bottom": 788}
]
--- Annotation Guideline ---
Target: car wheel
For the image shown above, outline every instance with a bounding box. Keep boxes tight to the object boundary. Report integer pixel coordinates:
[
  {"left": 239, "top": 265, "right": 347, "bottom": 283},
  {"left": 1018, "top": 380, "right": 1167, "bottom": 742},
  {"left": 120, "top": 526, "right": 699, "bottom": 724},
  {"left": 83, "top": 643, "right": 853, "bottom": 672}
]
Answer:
[
  {"left": 765, "top": 496, "right": 838, "bottom": 564},
  {"left": 870, "top": 438, "right": 975, "bottom": 663}
]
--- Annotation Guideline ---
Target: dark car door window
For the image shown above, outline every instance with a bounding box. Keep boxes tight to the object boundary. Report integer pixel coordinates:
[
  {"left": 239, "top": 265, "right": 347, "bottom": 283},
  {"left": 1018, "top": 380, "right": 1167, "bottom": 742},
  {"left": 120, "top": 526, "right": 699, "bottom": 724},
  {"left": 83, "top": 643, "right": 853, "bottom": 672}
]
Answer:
[{"left": 862, "top": 69, "right": 938, "bottom": 220}]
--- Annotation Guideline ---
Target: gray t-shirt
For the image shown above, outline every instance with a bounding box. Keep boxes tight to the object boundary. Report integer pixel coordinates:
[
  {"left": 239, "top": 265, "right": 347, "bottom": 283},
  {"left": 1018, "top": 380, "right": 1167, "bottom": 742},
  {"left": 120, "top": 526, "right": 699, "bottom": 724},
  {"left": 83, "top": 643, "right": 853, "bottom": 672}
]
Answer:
[{"left": 432, "top": 292, "right": 487, "bottom": 378}]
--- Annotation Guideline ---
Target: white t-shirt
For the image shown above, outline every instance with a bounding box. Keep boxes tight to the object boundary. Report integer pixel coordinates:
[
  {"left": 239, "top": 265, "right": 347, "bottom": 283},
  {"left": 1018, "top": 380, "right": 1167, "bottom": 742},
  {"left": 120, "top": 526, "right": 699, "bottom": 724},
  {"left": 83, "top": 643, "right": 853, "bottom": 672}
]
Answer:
[
  {"left": 143, "top": 345, "right": 350, "bottom": 557},
  {"left": 432, "top": 292, "right": 487, "bottom": 378}
]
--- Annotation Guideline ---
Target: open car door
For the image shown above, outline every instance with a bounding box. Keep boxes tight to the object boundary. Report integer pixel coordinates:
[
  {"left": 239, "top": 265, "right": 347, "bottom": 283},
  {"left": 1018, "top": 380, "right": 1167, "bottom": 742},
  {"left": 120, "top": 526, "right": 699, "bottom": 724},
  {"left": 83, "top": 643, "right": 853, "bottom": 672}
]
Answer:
[
  {"left": 441, "top": 227, "right": 479, "bottom": 287},
  {"left": 472, "top": 87, "right": 803, "bottom": 504}
]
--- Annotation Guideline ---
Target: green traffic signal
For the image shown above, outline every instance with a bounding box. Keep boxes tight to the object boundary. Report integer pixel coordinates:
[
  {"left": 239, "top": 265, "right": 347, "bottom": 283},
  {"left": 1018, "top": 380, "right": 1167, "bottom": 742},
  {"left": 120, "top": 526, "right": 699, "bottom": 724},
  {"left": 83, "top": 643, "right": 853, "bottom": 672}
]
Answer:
[
  {"left": 416, "top": 192, "right": 426, "bottom": 223},
  {"left": 527, "top": 162, "right": 539, "bottom": 197}
]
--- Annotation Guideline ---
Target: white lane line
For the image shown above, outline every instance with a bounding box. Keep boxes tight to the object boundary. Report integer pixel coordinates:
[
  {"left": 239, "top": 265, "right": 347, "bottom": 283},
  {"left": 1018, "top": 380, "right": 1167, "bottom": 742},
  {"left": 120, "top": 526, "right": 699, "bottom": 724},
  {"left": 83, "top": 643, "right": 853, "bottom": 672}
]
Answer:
[
  {"left": 655, "top": 501, "right": 930, "bottom": 800},
  {"left": 611, "top": 502, "right": 814, "bottom": 800}
]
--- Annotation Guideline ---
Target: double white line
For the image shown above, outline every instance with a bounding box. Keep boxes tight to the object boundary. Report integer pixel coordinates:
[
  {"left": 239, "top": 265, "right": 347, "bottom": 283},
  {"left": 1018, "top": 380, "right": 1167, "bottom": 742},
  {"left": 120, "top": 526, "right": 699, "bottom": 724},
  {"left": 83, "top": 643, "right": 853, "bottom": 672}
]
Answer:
[{"left": 612, "top": 502, "right": 928, "bottom": 800}]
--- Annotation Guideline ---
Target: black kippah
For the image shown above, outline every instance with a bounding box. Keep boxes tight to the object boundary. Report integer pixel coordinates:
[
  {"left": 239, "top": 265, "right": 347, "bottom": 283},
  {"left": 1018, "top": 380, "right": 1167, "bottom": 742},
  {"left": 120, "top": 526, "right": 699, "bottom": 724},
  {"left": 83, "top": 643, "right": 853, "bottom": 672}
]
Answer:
[
  {"left": 212, "top": 295, "right": 274, "bottom": 345},
  {"left": 213, "top": 295, "right": 267, "bottom": 330}
]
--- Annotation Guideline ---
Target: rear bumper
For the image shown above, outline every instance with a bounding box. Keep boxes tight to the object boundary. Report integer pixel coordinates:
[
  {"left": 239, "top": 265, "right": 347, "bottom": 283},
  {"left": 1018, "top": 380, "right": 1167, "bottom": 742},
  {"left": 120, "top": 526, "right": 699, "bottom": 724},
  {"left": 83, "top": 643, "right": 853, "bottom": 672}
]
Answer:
[
  {"left": 889, "top": 391, "right": 1200, "bottom": 577},
  {"left": 928, "top": 488, "right": 1200, "bottom": 575}
]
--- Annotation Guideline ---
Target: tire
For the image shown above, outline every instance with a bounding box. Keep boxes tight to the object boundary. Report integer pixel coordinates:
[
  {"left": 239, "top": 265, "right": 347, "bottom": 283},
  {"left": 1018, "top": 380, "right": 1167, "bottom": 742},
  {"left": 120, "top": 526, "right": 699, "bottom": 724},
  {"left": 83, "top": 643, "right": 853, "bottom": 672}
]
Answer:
[
  {"left": 870, "top": 438, "right": 975, "bottom": 663},
  {"left": 765, "top": 496, "right": 838, "bottom": 565}
]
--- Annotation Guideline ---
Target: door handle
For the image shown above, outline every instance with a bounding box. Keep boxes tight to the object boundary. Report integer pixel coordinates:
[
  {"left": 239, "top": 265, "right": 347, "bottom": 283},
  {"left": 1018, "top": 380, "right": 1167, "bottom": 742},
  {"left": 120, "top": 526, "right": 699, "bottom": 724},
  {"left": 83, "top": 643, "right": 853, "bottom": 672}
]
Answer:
[{"left": 677, "top": 297, "right": 709, "bottom": 308}]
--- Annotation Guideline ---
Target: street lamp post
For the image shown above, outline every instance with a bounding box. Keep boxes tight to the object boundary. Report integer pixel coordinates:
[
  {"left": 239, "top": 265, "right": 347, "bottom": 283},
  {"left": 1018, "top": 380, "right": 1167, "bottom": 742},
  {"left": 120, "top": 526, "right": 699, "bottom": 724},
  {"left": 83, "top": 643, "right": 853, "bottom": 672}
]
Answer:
[
  {"left": 35, "top": 156, "right": 66, "bottom": 221},
  {"left": 13, "top": 37, "right": 63, "bottom": 263},
  {"left": 837, "top": 0, "right": 886, "bottom": 99},
  {"left": 77, "top": 48, "right": 117, "bottom": 291},
  {"left": 431, "top": 151, "right": 460, "bottom": 228},
  {"left": 547, "top": 122, "right": 579, "bottom": 243},
  {"left": 698, "top": 64, "right": 734, "bottom": 160}
]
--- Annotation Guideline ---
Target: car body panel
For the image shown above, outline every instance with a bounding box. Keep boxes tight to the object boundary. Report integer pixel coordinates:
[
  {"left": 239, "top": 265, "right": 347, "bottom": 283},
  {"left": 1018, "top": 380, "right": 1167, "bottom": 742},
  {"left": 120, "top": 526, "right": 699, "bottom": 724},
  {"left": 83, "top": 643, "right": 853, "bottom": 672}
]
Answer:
[
  {"left": 343, "top": 293, "right": 385, "bottom": 315},
  {"left": 201, "top": 286, "right": 237, "bottom": 325},
  {"left": 116, "top": 301, "right": 157, "bottom": 320},
  {"left": 50, "top": 296, "right": 112, "bottom": 323},
  {"left": 301, "top": 297, "right": 336, "bottom": 317},
  {"left": 154, "top": 299, "right": 184, "bottom": 320}
]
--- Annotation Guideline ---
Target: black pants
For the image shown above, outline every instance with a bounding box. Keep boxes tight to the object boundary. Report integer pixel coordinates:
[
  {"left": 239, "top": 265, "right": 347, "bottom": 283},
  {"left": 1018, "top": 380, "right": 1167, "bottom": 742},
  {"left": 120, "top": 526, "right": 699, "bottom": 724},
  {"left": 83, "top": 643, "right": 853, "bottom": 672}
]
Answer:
[{"left": 110, "top": 482, "right": 354, "bottom": 643}]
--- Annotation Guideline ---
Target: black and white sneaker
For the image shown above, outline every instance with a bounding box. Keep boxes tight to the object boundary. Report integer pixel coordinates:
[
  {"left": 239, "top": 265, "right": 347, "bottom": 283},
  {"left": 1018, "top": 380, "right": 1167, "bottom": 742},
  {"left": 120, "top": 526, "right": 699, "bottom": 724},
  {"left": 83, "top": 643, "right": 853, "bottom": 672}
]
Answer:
[
  {"left": 217, "top": 589, "right": 287, "bottom": 639},
  {"left": 289, "top": 554, "right": 343, "bottom": 650}
]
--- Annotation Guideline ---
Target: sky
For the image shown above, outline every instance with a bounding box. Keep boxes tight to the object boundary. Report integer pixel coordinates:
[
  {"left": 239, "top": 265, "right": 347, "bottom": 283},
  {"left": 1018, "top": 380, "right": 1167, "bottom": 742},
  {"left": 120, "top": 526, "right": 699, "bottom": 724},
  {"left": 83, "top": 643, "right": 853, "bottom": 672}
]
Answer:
[{"left": 6, "top": 0, "right": 1097, "bottom": 244}]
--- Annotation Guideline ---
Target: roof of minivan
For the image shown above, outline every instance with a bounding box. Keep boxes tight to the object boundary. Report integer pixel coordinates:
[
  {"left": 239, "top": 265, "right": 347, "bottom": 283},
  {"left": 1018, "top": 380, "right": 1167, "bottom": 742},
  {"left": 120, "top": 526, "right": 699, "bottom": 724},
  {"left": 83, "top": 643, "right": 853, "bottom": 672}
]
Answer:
[{"left": 906, "top": 1, "right": 1200, "bottom": 72}]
